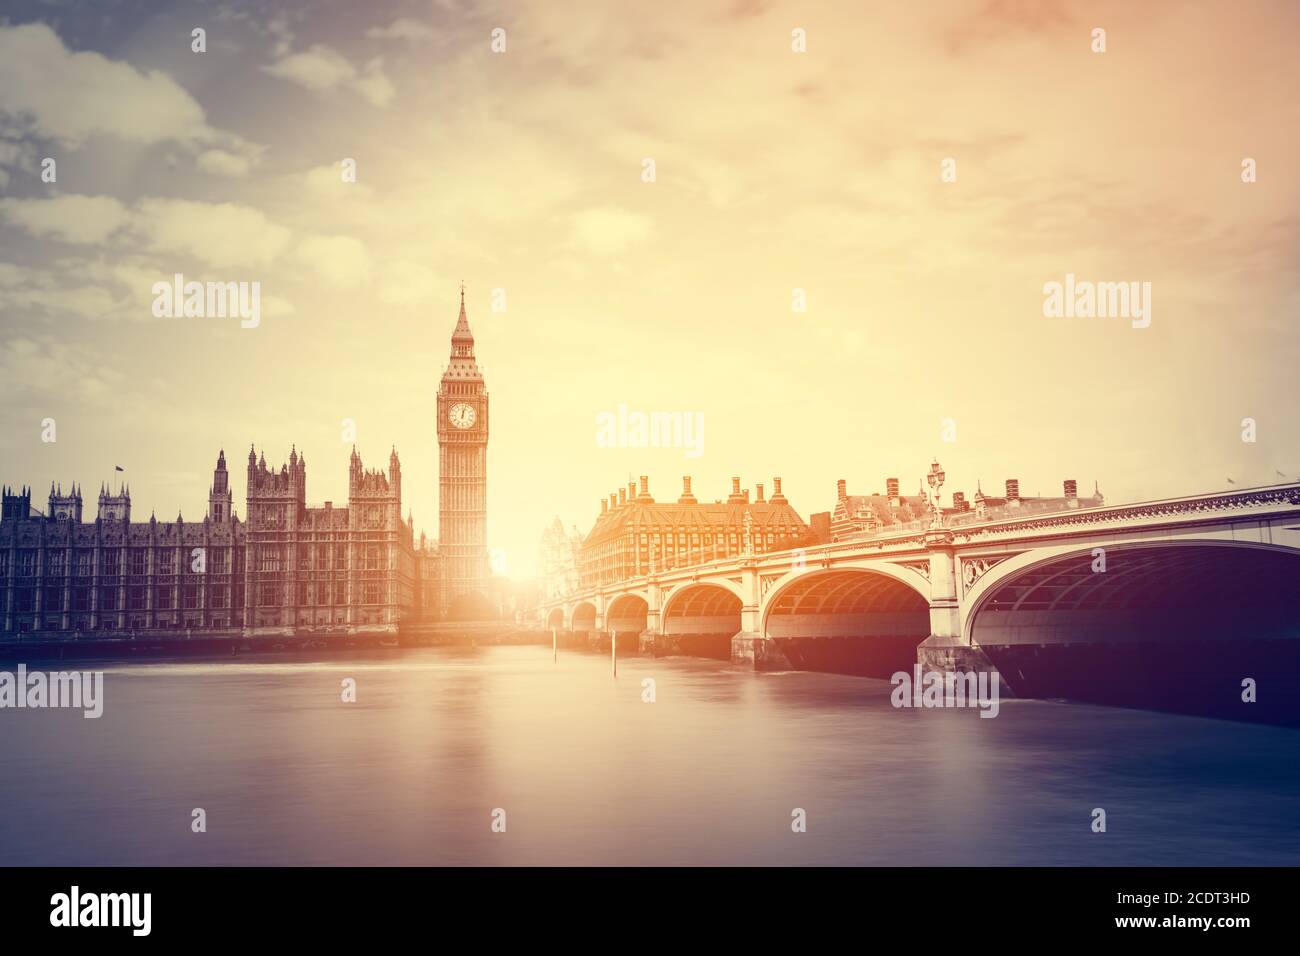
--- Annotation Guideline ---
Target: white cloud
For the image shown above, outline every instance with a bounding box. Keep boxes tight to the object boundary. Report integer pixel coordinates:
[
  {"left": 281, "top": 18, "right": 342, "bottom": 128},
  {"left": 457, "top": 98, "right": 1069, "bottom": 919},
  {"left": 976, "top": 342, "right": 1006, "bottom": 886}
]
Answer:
[
  {"left": 264, "top": 44, "right": 354, "bottom": 92},
  {"left": 0, "top": 194, "right": 130, "bottom": 244},
  {"left": 0, "top": 262, "right": 29, "bottom": 287},
  {"left": 294, "top": 234, "right": 374, "bottom": 289},
  {"left": 131, "top": 198, "right": 292, "bottom": 269},
  {"left": 366, "top": 18, "right": 434, "bottom": 41},
  {"left": 302, "top": 162, "right": 375, "bottom": 200},
  {"left": 259, "top": 293, "right": 297, "bottom": 319},
  {"left": 0, "top": 23, "right": 228, "bottom": 148},
  {"left": 571, "top": 206, "right": 654, "bottom": 255},
  {"left": 378, "top": 260, "right": 448, "bottom": 306},
  {"left": 0, "top": 136, "right": 38, "bottom": 185},
  {"left": 28, "top": 283, "right": 122, "bottom": 320},
  {"left": 196, "top": 149, "right": 257, "bottom": 178},
  {"left": 0, "top": 332, "right": 127, "bottom": 404},
  {"left": 266, "top": 14, "right": 295, "bottom": 57},
  {"left": 353, "top": 60, "right": 397, "bottom": 109},
  {"left": 0, "top": 260, "right": 126, "bottom": 322},
  {"left": 263, "top": 45, "right": 395, "bottom": 108},
  {"left": 0, "top": 256, "right": 183, "bottom": 323}
]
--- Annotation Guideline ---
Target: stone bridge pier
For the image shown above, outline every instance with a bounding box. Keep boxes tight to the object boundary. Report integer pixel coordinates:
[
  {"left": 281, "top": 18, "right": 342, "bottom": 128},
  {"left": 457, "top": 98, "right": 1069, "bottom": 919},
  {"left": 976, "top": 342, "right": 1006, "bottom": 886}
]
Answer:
[
  {"left": 913, "top": 529, "right": 1011, "bottom": 693},
  {"left": 726, "top": 562, "right": 782, "bottom": 669}
]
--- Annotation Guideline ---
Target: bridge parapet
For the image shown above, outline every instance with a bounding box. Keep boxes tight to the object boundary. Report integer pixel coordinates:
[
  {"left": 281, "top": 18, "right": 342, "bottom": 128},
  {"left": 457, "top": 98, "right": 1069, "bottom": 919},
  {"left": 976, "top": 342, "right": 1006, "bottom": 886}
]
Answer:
[
  {"left": 947, "top": 484, "right": 1300, "bottom": 544},
  {"left": 538, "top": 484, "right": 1300, "bottom": 653}
]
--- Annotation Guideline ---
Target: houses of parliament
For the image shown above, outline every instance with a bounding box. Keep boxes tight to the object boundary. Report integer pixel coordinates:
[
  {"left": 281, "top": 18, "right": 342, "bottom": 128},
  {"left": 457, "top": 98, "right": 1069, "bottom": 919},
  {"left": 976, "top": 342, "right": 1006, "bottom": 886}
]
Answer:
[{"left": 0, "top": 294, "right": 491, "bottom": 637}]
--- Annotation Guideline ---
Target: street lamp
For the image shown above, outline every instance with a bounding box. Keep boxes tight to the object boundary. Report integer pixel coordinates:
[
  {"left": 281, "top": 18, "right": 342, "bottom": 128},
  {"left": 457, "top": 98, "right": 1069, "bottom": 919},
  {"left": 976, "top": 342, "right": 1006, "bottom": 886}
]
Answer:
[{"left": 926, "top": 459, "right": 946, "bottom": 529}]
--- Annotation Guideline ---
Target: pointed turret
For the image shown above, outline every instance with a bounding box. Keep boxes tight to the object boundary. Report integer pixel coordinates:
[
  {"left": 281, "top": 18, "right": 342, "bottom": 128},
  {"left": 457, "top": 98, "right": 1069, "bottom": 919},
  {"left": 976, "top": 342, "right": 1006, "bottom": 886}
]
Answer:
[
  {"left": 210, "top": 447, "right": 233, "bottom": 522},
  {"left": 444, "top": 283, "right": 483, "bottom": 381},
  {"left": 453, "top": 282, "right": 473, "bottom": 345}
]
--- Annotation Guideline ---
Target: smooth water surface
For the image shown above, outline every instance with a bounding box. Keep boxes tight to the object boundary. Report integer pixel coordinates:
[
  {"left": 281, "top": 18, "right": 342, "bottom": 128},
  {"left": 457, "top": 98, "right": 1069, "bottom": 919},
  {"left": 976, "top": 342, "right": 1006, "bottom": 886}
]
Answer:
[{"left": 2, "top": 645, "right": 1297, "bottom": 865}]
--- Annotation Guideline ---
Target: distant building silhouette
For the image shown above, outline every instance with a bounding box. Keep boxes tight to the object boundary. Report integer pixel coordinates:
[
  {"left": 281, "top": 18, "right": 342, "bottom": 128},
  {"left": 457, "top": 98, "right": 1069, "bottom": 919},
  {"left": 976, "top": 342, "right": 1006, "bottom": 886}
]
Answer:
[
  {"left": 539, "top": 516, "right": 583, "bottom": 601},
  {"left": 580, "top": 475, "right": 808, "bottom": 588},
  {"left": 826, "top": 476, "right": 1104, "bottom": 540}
]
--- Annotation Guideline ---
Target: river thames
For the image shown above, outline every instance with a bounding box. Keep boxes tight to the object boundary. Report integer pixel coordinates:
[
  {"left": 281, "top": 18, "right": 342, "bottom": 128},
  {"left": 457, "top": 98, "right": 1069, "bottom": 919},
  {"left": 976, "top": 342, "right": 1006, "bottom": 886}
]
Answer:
[{"left": 2, "top": 645, "right": 1297, "bottom": 866}]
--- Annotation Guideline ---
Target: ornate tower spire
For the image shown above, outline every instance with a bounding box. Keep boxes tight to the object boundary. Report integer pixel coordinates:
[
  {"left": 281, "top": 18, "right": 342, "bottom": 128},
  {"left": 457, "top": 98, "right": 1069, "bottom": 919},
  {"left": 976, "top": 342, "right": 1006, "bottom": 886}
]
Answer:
[
  {"left": 438, "top": 287, "right": 490, "bottom": 619},
  {"left": 445, "top": 284, "right": 482, "bottom": 382},
  {"left": 451, "top": 284, "right": 475, "bottom": 351}
]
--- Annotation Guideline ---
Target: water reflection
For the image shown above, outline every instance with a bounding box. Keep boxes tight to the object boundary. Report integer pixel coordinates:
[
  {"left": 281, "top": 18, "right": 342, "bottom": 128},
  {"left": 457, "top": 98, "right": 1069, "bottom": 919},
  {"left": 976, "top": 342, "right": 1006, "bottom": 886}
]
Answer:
[{"left": 1, "top": 646, "right": 1296, "bottom": 865}]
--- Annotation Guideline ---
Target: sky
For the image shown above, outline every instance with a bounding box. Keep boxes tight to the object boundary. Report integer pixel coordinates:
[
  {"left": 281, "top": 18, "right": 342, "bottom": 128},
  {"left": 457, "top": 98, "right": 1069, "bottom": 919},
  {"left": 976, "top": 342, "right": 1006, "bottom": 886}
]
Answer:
[{"left": 1, "top": 0, "right": 1297, "bottom": 578}]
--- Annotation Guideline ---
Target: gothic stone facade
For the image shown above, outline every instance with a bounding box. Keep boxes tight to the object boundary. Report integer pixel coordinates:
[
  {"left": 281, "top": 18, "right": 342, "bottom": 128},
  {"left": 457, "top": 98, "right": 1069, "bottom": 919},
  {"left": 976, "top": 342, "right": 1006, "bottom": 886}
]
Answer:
[{"left": 0, "top": 446, "right": 434, "bottom": 638}]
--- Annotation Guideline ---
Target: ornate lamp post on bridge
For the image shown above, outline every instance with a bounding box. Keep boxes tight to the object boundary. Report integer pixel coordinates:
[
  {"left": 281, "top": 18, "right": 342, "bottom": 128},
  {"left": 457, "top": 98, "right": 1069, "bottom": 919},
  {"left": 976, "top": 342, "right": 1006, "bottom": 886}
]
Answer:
[
  {"left": 926, "top": 459, "right": 946, "bottom": 529},
  {"left": 916, "top": 458, "right": 963, "bottom": 678}
]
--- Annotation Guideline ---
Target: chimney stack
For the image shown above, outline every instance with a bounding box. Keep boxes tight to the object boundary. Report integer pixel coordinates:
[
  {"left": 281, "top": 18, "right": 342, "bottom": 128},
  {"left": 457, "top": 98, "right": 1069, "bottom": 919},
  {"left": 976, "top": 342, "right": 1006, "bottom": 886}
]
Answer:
[
  {"left": 756, "top": 483, "right": 766, "bottom": 503},
  {"left": 1005, "top": 479, "right": 1020, "bottom": 501},
  {"left": 601, "top": 498, "right": 608, "bottom": 514},
  {"left": 618, "top": 488, "right": 627, "bottom": 506},
  {"left": 679, "top": 476, "right": 697, "bottom": 504},
  {"left": 770, "top": 477, "right": 787, "bottom": 503},
  {"left": 837, "top": 479, "right": 848, "bottom": 500},
  {"left": 1064, "top": 479, "right": 1079, "bottom": 509},
  {"left": 637, "top": 475, "right": 653, "bottom": 502},
  {"left": 728, "top": 476, "right": 746, "bottom": 503},
  {"left": 952, "top": 491, "right": 967, "bottom": 511}
]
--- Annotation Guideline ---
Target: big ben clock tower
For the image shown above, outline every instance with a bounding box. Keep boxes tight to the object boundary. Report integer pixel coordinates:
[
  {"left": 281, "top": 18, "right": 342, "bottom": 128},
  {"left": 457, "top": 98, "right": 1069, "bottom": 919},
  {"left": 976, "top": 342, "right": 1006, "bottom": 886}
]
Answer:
[{"left": 437, "top": 285, "right": 491, "bottom": 617}]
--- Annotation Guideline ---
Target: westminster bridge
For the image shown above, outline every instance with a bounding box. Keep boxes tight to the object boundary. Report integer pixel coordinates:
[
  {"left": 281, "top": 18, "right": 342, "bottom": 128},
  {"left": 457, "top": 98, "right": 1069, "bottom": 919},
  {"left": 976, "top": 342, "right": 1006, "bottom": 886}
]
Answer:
[{"left": 539, "top": 482, "right": 1300, "bottom": 720}]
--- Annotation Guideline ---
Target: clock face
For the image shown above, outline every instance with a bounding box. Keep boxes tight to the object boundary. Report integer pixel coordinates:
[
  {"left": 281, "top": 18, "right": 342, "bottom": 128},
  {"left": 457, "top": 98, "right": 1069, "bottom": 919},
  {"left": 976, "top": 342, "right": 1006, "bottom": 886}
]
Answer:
[{"left": 448, "top": 402, "right": 476, "bottom": 429}]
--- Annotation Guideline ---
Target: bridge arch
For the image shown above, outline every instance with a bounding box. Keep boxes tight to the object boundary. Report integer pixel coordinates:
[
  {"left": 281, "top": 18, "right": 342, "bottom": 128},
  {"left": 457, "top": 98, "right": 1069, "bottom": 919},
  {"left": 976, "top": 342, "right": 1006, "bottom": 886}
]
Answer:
[
  {"left": 661, "top": 581, "right": 745, "bottom": 634},
  {"left": 962, "top": 538, "right": 1300, "bottom": 645},
  {"left": 655, "top": 582, "right": 744, "bottom": 660},
  {"left": 760, "top": 566, "right": 931, "bottom": 677},
  {"left": 605, "top": 592, "right": 649, "bottom": 633},
  {"left": 569, "top": 601, "right": 597, "bottom": 632},
  {"left": 964, "top": 540, "right": 1300, "bottom": 721}
]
